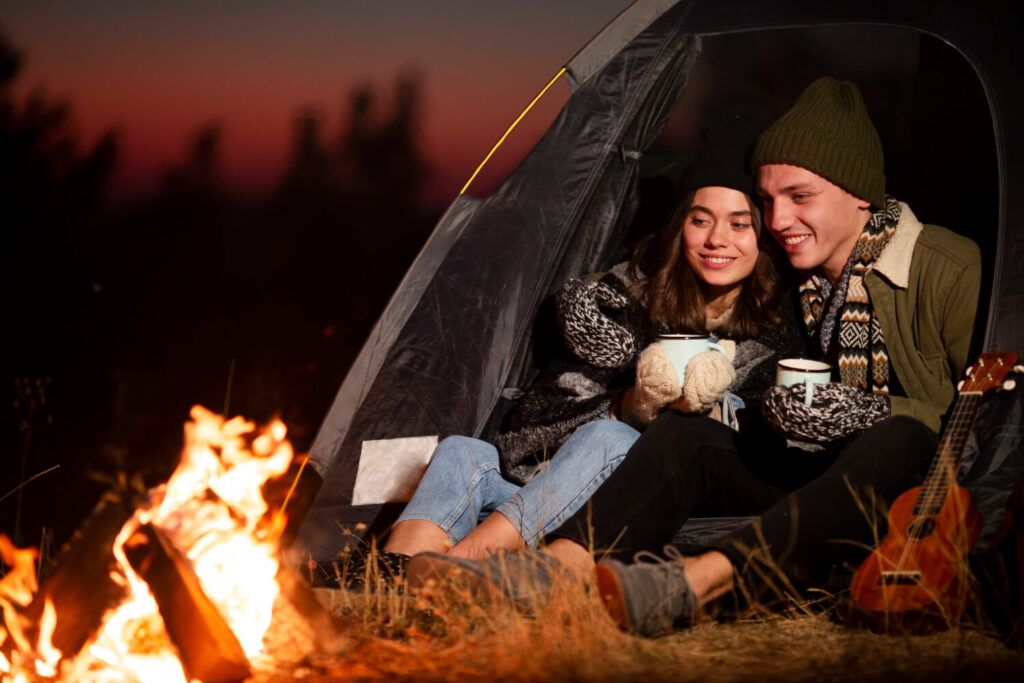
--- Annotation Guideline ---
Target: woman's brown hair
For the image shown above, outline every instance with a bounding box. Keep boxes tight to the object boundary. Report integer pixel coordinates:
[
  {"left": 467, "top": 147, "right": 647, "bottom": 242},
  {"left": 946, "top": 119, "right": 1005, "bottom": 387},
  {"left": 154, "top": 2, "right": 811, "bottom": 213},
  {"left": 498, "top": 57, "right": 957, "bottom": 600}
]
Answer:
[{"left": 627, "top": 190, "right": 784, "bottom": 340}]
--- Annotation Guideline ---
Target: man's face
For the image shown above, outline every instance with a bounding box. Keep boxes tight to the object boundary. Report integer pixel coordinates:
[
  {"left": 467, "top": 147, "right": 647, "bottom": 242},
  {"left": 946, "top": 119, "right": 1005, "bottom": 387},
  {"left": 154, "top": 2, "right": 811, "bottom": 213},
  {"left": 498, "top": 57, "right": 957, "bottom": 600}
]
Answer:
[{"left": 757, "top": 164, "right": 872, "bottom": 284}]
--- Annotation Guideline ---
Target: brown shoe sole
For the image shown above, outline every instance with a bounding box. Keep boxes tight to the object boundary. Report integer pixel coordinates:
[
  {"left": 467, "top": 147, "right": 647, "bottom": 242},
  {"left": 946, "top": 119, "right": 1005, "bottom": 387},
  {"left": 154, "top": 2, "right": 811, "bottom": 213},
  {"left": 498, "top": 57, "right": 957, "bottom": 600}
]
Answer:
[{"left": 594, "top": 562, "right": 632, "bottom": 632}]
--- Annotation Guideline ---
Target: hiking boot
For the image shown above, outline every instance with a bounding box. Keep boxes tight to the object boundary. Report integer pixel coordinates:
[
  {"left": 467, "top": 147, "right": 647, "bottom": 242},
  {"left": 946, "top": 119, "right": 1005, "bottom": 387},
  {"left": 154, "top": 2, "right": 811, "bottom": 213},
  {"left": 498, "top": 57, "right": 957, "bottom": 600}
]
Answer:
[
  {"left": 406, "top": 549, "right": 567, "bottom": 609},
  {"left": 594, "top": 557, "right": 697, "bottom": 637}
]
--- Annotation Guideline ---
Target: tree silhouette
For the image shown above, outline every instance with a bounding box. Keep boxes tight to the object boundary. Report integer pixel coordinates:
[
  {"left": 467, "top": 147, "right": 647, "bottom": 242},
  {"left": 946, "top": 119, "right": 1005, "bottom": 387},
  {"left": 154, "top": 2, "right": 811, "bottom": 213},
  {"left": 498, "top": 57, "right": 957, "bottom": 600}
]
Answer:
[
  {"left": 278, "top": 109, "right": 334, "bottom": 200},
  {"left": 93, "top": 71, "right": 436, "bottom": 487},
  {"left": 4, "top": 23, "right": 438, "bottom": 550},
  {"left": 338, "top": 72, "right": 427, "bottom": 209},
  {"left": 250, "top": 73, "right": 435, "bottom": 450},
  {"left": 161, "top": 123, "right": 224, "bottom": 201},
  {"left": 2, "top": 29, "right": 119, "bottom": 547}
]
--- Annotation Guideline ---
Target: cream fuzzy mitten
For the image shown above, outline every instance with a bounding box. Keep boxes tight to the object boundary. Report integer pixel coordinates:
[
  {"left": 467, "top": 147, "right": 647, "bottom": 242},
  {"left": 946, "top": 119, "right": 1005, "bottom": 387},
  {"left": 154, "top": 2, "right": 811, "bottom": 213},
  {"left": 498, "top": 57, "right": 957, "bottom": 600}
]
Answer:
[
  {"left": 676, "top": 340, "right": 736, "bottom": 414},
  {"left": 627, "top": 343, "right": 682, "bottom": 425}
]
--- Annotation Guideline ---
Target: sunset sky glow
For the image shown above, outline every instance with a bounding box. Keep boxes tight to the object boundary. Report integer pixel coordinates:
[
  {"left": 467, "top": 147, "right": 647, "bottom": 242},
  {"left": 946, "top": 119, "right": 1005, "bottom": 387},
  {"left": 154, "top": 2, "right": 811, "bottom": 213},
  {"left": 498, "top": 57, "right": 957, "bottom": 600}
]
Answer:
[{"left": 2, "top": 0, "right": 632, "bottom": 202}]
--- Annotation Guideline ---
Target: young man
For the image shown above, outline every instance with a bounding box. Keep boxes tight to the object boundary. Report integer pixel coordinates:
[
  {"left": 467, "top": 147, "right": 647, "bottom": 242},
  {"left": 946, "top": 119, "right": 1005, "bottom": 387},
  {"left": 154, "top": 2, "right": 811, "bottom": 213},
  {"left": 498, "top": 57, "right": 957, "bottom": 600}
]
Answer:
[{"left": 407, "top": 77, "right": 982, "bottom": 636}]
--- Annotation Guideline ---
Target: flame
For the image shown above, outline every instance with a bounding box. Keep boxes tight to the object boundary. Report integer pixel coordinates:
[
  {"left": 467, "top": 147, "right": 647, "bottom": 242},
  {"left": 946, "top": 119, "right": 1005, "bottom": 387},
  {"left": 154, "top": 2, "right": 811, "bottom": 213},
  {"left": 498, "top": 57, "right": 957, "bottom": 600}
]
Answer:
[
  {"left": 133, "top": 406, "right": 292, "bottom": 657},
  {"left": 0, "top": 534, "right": 63, "bottom": 678},
  {"left": 34, "top": 599, "right": 61, "bottom": 677},
  {"left": 0, "top": 536, "right": 40, "bottom": 659},
  {"left": 0, "top": 536, "right": 39, "bottom": 607},
  {"left": 4, "top": 405, "right": 296, "bottom": 681}
]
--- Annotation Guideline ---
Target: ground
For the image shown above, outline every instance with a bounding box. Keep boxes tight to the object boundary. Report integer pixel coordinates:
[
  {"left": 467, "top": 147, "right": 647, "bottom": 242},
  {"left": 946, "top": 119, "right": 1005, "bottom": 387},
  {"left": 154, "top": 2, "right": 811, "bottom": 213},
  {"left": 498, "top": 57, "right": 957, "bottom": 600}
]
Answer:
[{"left": 248, "top": 575, "right": 1024, "bottom": 682}]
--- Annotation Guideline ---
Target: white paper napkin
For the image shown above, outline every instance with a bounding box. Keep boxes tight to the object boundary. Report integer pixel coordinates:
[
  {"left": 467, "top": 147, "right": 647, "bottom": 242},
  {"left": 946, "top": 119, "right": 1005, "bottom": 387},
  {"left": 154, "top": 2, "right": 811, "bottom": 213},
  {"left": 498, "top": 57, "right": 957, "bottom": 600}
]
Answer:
[{"left": 351, "top": 435, "right": 438, "bottom": 505}]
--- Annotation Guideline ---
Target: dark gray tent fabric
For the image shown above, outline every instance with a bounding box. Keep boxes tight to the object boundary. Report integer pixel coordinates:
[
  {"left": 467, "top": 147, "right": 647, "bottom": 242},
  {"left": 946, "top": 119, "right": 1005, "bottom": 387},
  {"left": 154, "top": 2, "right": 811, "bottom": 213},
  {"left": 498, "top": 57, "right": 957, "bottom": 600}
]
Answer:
[
  {"left": 564, "top": 0, "right": 690, "bottom": 89},
  {"left": 303, "top": 194, "right": 484, "bottom": 478},
  {"left": 297, "top": 0, "right": 1024, "bottom": 562},
  {"left": 961, "top": 380, "right": 1024, "bottom": 550}
]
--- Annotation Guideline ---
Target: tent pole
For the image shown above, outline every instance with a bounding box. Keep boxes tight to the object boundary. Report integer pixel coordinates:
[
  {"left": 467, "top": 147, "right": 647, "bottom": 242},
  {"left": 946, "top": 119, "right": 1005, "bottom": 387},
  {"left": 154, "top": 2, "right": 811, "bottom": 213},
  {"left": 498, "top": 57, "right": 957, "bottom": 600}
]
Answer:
[{"left": 460, "top": 67, "right": 567, "bottom": 195}]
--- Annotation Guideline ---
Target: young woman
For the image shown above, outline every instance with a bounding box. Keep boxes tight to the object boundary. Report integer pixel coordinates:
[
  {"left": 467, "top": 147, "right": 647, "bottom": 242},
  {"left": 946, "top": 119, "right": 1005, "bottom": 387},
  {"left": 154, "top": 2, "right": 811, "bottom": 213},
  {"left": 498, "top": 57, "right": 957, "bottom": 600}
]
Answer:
[{"left": 353, "top": 135, "right": 803, "bottom": 586}]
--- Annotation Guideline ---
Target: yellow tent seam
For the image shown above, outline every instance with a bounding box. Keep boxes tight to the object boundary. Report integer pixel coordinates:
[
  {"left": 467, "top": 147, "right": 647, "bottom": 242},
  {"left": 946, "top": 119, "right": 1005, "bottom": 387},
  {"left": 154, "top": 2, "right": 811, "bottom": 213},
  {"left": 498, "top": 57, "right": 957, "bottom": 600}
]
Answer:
[{"left": 460, "top": 67, "right": 568, "bottom": 195}]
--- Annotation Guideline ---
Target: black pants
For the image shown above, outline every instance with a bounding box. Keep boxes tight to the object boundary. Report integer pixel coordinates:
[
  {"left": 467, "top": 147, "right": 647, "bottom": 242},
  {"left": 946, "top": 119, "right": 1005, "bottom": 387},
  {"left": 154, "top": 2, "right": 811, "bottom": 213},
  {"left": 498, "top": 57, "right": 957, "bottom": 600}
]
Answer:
[{"left": 549, "top": 411, "right": 937, "bottom": 589}]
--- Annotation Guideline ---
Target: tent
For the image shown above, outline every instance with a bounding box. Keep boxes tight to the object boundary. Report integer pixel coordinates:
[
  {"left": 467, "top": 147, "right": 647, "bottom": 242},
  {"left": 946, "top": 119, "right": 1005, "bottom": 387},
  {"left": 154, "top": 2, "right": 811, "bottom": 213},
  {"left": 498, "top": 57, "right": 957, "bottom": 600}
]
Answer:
[{"left": 296, "top": 0, "right": 1024, "bottom": 564}]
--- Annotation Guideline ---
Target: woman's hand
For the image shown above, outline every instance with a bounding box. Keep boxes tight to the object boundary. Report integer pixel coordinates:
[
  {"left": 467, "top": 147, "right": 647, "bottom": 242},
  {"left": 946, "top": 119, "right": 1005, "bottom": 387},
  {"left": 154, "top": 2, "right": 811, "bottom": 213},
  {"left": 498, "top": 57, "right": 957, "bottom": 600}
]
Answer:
[
  {"left": 621, "top": 343, "right": 681, "bottom": 425},
  {"left": 673, "top": 340, "right": 737, "bottom": 414},
  {"left": 555, "top": 278, "right": 637, "bottom": 368}
]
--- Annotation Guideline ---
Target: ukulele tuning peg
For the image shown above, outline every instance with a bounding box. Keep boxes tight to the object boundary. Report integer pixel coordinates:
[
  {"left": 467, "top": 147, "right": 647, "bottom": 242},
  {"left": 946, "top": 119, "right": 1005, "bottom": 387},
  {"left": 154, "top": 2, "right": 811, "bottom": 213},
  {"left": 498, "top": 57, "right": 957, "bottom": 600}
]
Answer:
[
  {"left": 1003, "top": 379, "right": 1017, "bottom": 392},
  {"left": 957, "top": 379, "right": 965, "bottom": 391},
  {"left": 1013, "top": 364, "right": 1024, "bottom": 374}
]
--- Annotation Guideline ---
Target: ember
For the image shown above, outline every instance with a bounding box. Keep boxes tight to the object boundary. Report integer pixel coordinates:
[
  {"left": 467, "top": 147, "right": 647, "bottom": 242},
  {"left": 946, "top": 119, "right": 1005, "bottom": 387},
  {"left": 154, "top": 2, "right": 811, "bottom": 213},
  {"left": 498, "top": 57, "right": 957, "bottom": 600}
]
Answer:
[{"left": 0, "top": 405, "right": 338, "bottom": 682}]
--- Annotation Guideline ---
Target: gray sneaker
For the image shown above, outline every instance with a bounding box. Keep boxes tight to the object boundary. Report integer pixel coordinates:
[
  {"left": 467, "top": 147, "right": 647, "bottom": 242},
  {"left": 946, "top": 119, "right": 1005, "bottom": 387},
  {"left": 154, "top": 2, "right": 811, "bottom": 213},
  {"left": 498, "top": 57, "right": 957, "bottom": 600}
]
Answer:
[
  {"left": 406, "top": 549, "right": 566, "bottom": 609},
  {"left": 595, "top": 557, "right": 697, "bottom": 637}
]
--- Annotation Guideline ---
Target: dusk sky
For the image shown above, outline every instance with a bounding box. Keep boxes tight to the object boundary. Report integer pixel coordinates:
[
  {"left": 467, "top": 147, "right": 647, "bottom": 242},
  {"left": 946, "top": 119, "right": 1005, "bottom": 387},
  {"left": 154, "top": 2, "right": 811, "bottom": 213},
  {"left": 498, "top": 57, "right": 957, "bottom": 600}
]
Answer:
[{"left": 2, "top": 0, "right": 632, "bottom": 202}]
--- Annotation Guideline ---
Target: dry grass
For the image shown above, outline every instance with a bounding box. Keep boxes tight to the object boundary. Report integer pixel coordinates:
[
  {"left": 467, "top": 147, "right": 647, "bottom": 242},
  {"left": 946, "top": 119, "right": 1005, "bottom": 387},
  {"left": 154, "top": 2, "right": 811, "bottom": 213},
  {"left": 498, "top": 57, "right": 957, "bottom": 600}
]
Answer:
[{"left": 250, "top": 557, "right": 1024, "bottom": 683}]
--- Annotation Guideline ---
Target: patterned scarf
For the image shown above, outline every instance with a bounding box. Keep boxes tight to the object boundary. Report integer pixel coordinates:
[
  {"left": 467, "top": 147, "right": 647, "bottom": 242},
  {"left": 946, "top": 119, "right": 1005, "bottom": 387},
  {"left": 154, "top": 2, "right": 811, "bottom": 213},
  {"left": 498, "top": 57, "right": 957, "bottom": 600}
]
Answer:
[{"left": 799, "top": 197, "right": 900, "bottom": 394}]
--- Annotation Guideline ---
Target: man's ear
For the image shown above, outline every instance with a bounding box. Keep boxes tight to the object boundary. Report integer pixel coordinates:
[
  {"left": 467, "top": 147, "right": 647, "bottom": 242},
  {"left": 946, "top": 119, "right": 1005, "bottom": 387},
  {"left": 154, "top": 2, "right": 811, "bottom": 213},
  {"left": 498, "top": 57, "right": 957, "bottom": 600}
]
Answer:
[{"left": 856, "top": 198, "right": 872, "bottom": 211}]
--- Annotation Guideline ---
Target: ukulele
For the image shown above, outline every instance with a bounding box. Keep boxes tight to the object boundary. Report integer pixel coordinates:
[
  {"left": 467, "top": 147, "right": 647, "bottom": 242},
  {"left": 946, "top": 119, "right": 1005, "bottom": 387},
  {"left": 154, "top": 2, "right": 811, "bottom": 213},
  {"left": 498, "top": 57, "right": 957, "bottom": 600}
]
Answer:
[{"left": 849, "top": 351, "right": 1018, "bottom": 625}]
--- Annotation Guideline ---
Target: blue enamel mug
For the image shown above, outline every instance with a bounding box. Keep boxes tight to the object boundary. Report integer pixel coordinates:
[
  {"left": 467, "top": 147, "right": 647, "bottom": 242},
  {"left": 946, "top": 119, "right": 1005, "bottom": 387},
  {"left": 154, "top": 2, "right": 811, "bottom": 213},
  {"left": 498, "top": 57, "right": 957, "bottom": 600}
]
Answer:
[
  {"left": 656, "top": 334, "right": 727, "bottom": 390},
  {"left": 775, "top": 358, "right": 832, "bottom": 406}
]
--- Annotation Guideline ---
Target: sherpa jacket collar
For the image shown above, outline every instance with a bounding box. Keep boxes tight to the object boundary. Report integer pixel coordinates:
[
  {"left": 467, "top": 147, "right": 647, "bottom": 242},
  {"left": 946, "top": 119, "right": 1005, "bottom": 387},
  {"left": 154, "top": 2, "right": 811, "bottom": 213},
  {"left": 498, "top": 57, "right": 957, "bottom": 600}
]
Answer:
[{"left": 872, "top": 201, "right": 922, "bottom": 289}]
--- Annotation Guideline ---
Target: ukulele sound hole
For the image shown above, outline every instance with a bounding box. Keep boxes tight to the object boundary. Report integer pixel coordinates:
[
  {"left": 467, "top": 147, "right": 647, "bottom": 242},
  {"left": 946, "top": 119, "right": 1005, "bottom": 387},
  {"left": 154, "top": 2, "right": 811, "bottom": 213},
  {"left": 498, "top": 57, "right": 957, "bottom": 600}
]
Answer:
[{"left": 906, "top": 517, "right": 936, "bottom": 539}]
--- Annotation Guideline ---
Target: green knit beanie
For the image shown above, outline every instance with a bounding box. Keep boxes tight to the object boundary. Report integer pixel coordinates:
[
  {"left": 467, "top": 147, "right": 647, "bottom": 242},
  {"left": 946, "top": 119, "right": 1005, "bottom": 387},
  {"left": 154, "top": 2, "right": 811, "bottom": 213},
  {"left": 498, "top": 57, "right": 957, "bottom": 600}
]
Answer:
[{"left": 752, "top": 77, "right": 885, "bottom": 208}]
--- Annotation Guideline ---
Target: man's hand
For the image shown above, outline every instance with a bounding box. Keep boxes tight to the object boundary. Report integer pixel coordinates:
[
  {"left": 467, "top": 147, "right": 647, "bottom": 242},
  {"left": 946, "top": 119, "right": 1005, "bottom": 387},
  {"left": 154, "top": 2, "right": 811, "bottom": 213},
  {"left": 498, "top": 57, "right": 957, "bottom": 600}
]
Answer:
[{"left": 762, "top": 382, "right": 890, "bottom": 443}]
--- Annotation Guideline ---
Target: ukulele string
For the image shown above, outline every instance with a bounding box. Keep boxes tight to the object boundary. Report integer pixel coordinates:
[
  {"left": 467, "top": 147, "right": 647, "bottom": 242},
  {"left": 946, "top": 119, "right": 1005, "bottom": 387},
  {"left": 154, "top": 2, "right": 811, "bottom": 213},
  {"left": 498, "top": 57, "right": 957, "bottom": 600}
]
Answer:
[{"left": 893, "top": 392, "right": 979, "bottom": 573}]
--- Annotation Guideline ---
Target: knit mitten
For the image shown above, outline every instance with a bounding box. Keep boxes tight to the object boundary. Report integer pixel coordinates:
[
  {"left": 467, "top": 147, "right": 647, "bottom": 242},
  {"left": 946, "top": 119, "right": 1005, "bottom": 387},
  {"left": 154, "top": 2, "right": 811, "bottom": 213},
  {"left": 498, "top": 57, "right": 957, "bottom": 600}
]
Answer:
[
  {"left": 555, "top": 278, "right": 637, "bottom": 368},
  {"left": 761, "top": 382, "right": 890, "bottom": 443},
  {"left": 676, "top": 340, "right": 736, "bottom": 414},
  {"left": 627, "top": 343, "right": 681, "bottom": 425}
]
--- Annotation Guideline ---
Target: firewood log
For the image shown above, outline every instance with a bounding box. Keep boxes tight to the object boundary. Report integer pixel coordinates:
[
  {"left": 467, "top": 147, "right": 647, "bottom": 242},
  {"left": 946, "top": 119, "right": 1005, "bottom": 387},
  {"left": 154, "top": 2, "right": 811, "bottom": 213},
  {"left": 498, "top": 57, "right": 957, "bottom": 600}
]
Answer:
[{"left": 123, "top": 523, "right": 250, "bottom": 683}]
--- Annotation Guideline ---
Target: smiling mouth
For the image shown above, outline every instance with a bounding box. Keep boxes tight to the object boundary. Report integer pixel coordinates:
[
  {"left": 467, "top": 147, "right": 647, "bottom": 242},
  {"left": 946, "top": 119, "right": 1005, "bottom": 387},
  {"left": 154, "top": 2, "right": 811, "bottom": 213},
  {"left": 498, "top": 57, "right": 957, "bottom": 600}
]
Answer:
[
  {"left": 701, "top": 255, "right": 735, "bottom": 268},
  {"left": 782, "top": 235, "right": 810, "bottom": 247}
]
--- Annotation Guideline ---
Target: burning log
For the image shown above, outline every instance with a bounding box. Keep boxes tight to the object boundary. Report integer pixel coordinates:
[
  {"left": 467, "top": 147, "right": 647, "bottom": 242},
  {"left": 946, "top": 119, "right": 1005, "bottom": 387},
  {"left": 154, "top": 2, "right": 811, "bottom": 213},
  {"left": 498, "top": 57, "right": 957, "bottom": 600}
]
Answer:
[
  {"left": 123, "top": 522, "right": 250, "bottom": 683},
  {"left": 10, "top": 491, "right": 137, "bottom": 663}
]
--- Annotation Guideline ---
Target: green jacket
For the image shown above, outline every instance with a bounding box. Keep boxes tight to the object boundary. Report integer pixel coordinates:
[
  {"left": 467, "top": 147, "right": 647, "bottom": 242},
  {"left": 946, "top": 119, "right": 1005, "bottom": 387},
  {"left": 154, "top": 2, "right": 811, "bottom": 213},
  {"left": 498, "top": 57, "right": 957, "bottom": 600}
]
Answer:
[{"left": 865, "top": 202, "right": 981, "bottom": 432}]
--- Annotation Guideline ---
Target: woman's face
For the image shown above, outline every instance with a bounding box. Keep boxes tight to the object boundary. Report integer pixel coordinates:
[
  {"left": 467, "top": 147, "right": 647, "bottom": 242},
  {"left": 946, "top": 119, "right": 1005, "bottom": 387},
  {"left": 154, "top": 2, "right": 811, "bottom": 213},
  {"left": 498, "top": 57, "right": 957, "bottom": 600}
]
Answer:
[{"left": 682, "top": 186, "right": 759, "bottom": 300}]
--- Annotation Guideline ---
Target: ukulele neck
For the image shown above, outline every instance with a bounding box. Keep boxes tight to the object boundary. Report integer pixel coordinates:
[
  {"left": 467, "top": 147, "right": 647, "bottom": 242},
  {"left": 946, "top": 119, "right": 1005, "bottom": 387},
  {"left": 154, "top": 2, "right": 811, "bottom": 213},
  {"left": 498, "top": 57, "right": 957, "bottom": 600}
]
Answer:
[{"left": 912, "top": 392, "right": 983, "bottom": 518}]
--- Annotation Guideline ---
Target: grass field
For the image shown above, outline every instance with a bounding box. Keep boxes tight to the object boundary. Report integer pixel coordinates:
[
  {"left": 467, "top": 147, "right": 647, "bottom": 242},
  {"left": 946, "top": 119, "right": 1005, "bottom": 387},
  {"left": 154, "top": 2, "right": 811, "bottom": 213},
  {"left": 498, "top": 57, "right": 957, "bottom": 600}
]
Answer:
[{"left": 250, "top": 558, "right": 1024, "bottom": 682}]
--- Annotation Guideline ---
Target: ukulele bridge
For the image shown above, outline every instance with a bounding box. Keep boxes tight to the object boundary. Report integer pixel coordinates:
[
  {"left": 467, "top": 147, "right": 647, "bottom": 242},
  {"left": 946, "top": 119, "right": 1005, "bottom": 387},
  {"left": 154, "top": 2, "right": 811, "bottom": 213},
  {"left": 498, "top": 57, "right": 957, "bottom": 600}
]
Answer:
[{"left": 880, "top": 570, "right": 922, "bottom": 585}]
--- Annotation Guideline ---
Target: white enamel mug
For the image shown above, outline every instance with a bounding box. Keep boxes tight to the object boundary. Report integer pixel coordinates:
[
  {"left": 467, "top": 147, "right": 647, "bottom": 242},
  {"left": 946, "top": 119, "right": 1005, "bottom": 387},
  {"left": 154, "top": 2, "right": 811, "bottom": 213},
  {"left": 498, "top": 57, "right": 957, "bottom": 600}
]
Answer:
[
  {"left": 656, "top": 334, "right": 728, "bottom": 389},
  {"left": 775, "top": 358, "right": 832, "bottom": 406}
]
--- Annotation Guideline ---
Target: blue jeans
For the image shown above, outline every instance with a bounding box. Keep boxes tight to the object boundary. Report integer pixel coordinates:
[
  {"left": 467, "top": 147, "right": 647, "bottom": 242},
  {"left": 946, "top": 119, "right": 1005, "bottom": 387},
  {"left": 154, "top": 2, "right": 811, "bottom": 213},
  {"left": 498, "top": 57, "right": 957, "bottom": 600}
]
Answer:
[{"left": 394, "top": 419, "right": 639, "bottom": 547}]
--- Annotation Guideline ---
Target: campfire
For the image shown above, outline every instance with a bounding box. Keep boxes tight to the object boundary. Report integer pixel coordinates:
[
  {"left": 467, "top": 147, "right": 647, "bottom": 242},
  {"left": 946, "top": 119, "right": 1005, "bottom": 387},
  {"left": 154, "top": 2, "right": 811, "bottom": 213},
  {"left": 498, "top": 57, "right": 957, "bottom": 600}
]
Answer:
[{"left": 0, "top": 405, "right": 340, "bottom": 682}]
